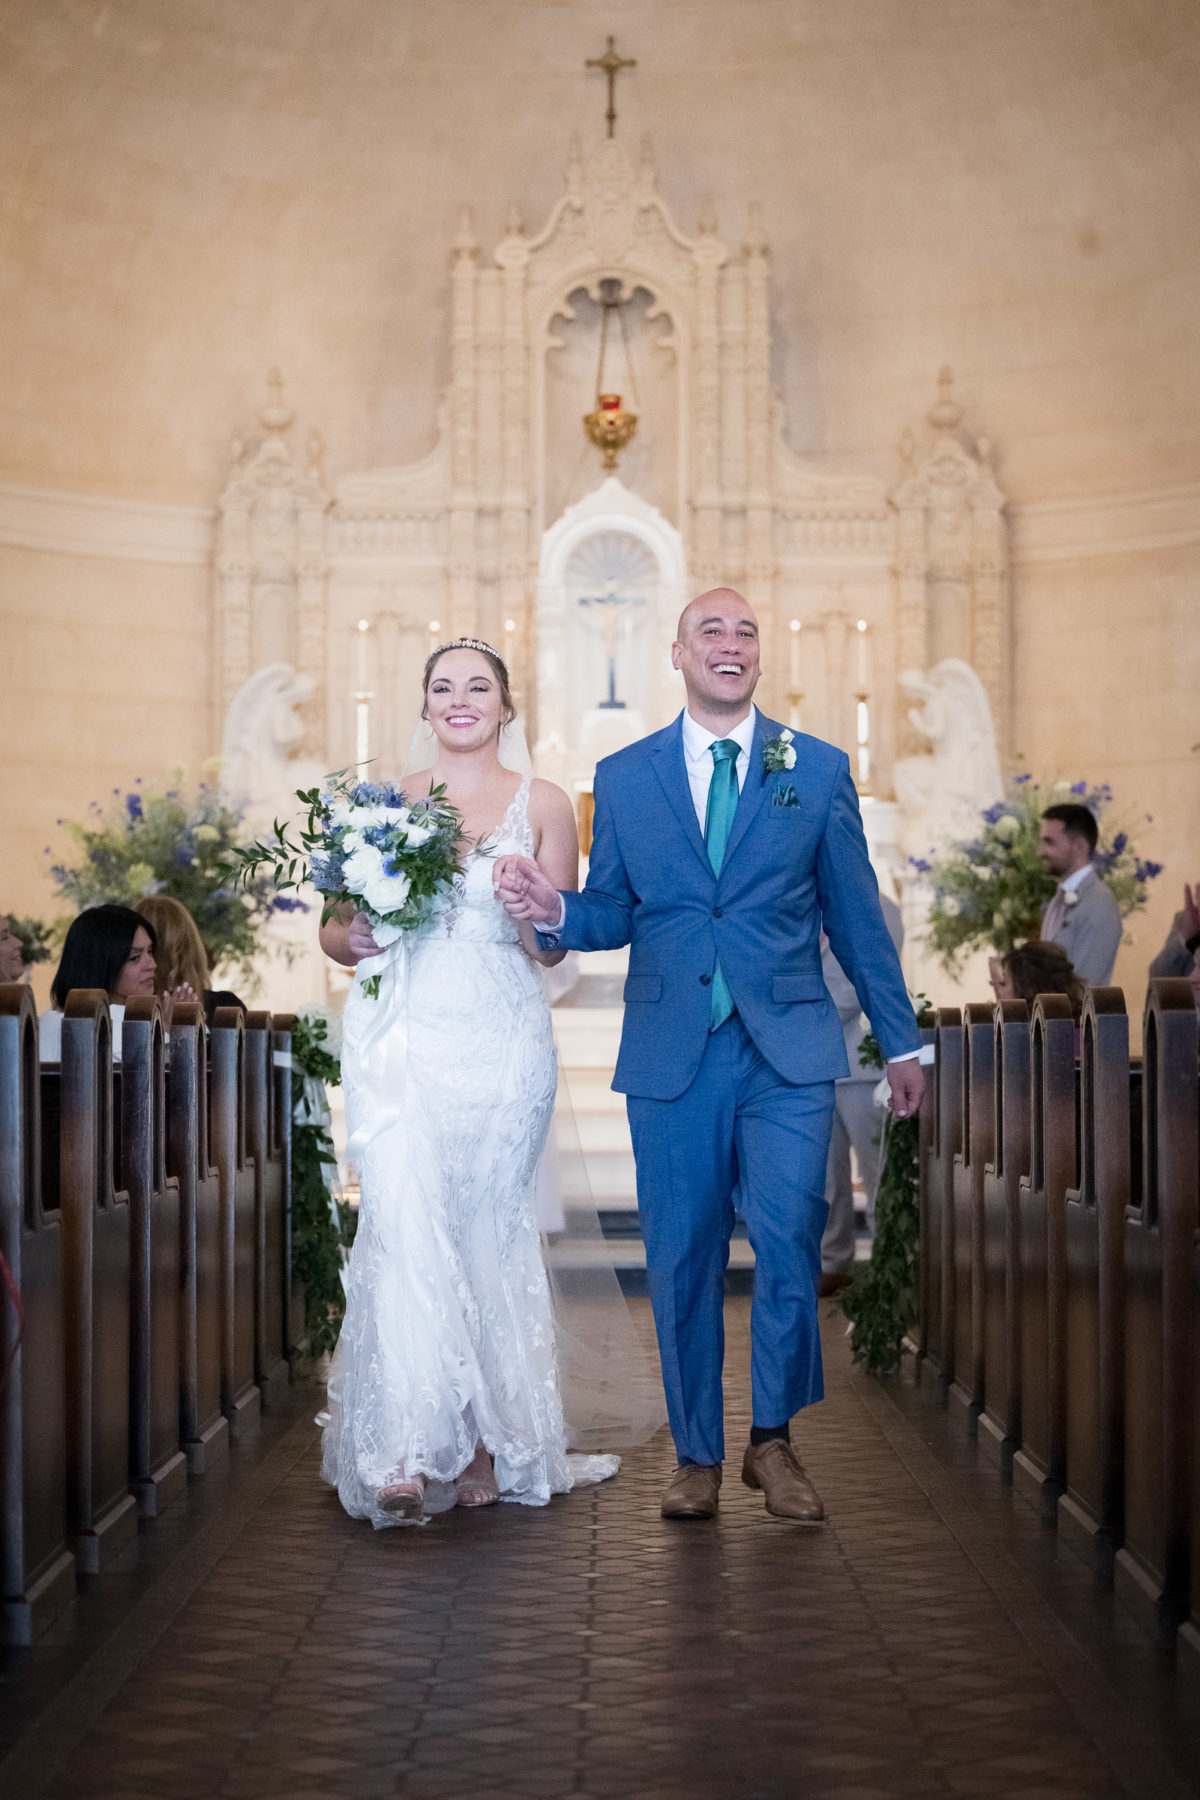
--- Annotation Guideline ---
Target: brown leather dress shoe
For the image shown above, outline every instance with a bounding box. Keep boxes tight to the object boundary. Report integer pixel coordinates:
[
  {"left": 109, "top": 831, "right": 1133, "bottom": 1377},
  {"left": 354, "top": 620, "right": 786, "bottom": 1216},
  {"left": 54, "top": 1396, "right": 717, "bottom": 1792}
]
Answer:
[
  {"left": 661, "top": 1462, "right": 722, "bottom": 1519},
  {"left": 741, "top": 1440, "right": 825, "bottom": 1524}
]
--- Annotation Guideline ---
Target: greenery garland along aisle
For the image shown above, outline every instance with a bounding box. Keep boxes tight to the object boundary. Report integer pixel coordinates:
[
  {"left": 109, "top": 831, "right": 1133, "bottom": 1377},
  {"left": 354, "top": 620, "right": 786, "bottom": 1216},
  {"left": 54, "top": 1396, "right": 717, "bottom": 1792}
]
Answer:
[
  {"left": 289, "top": 1013, "right": 356, "bottom": 1359},
  {"left": 837, "top": 1014, "right": 927, "bottom": 1379}
]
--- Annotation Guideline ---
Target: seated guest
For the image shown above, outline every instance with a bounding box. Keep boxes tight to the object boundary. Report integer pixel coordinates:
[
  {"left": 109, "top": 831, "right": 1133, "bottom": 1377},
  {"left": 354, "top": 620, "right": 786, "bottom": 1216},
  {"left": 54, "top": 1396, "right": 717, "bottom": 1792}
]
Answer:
[
  {"left": 1036, "top": 803, "right": 1123, "bottom": 985},
  {"left": 135, "top": 894, "right": 245, "bottom": 1025},
  {"left": 988, "top": 940, "right": 1087, "bottom": 1020},
  {"left": 1149, "top": 882, "right": 1200, "bottom": 979},
  {"left": 0, "top": 914, "right": 26, "bottom": 982},
  {"left": 38, "top": 903, "right": 197, "bottom": 1062}
]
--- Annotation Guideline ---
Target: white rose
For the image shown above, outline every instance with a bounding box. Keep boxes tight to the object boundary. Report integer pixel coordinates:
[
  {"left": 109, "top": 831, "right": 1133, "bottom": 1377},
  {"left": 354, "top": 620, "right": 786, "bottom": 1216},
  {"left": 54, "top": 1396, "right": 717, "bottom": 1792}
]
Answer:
[
  {"left": 783, "top": 746, "right": 797, "bottom": 770},
  {"left": 362, "top": 863, "right": 412, "bottom": 917},
  {"left": 942, "top": 896, "right": 961, "bottom": 916},
  {"left": 991, "top": 814, "right": 1020, "bottom": 843},
  {"left": 779, "top": 728, "right": 794, "bottom": 745},
  {"left": 341, "top": 845, "right": 379, "bottom": 895},
  {"left": 328, "top": 802, "right": 355, "bottom": 831},
  {"left": 401, "top": 820, "right": 433, "bottom": 846}
]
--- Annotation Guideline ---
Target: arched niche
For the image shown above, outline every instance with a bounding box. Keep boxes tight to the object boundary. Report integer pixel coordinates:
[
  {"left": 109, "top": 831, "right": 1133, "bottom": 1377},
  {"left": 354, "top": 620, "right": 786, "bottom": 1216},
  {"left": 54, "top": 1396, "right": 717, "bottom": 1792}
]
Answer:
[{"left": 535, "top": 477, "right": 686, "bottom": 790}]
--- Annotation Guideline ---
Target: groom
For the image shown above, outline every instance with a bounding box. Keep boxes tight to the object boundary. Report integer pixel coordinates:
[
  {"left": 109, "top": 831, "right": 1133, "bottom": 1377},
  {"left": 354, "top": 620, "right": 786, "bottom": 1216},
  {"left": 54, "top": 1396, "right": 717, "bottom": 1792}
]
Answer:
[{"left": 495, "top": 590, "right": 923, "bottom": 1523}]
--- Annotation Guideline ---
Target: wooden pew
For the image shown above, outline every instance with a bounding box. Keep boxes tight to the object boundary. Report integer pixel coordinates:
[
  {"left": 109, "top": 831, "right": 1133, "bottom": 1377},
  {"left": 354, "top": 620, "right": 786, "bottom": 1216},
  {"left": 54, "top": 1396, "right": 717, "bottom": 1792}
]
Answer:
[
  {"left": 271, "top": 1015, "right": 305, "bottom": 1359},
  {"left": 1011, "top": 994, "right": 1076, "bottom": 1521},
  {"left": 120, "top": 996, "right": 187, "bottom": 1516},
  {"left": 0, "top": 986, "right": 76, "bottom": 1646},
  {"left": 977, "top": 1001, "right": 1031, "bottom": 1473},
  {"left": 169, "top": 1002, "right": 227, "bottom": 1473},
  {"left": 210, "top": 1007, "right": 260, "bottom": 1437},
  {"left": 1057, "top": 988, "right": 1131, "bottom": 1580},
  {"left": 59, "top": 991, "right": 137, "bottom": 1572},
  {"left": 904, "top": 1012, "right": 938, "bottom": 1370},
  {"left": 244, "top": 1012, "right": 289, "bottom": 1407},
  {"left": 918, "top": 1008, "right": 962, "bottom": 1395},
  {"left": 948, "top": 1005, "right": 995, "bottom": 1431},
  {"left": 1115, "top": 979, "right": 1198, "bottom": 1640}
]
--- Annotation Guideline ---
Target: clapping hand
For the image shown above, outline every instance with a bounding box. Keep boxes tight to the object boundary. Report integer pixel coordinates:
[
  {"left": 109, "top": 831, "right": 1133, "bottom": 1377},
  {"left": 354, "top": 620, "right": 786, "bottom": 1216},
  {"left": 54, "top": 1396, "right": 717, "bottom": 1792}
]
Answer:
[
  {"left": 1172, "top": 883, "right": 1200, "bottom": 942},
  {"left": 348, "top": 911, "right": 385, "bottom": 963},
  {"left": 161, "top": 983, "right": 199, "bottom": 1029},
  {"left": 493, "top": 854, "right": 560, "bottom": 925}
]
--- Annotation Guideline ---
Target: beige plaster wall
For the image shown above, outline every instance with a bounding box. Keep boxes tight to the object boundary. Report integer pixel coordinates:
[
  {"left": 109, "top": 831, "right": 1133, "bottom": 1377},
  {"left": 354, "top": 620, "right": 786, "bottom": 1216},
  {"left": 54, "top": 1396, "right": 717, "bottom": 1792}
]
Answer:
[{"left": 0, "top": 0, "right": 1197, "bottom": 1001}]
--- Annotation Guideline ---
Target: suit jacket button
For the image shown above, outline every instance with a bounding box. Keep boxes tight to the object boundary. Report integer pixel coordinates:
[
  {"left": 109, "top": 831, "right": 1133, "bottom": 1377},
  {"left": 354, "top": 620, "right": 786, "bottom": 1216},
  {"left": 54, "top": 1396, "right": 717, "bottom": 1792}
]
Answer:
[
  {"left": 699, "top": 974, "right": 712, "bottom": 986},
  {"left": 712, "top": 905, "right": 724, "bottom": 918}
]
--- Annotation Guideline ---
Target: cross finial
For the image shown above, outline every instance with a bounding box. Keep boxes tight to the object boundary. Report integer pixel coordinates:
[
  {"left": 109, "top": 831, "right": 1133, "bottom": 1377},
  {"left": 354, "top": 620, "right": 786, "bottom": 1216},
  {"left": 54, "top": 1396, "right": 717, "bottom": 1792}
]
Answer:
[{"left": 586, "top": 35, "right": 636, "bottom": 138}]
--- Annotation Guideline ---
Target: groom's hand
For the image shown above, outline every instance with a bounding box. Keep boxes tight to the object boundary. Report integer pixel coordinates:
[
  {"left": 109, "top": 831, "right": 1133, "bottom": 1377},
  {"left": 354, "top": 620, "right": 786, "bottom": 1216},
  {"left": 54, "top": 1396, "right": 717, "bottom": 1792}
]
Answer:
[
  {"left": 886, "top": 1059, "right": 926, "bottom": 1120},
  {"left": 493, "top": 854, "right": 561, "bottom": 925}
]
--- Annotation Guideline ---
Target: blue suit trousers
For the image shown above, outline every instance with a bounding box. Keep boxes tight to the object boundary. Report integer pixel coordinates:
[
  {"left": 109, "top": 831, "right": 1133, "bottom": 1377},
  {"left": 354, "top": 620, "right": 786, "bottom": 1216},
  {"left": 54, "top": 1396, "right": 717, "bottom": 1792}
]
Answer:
[{"left": 626, "top": 1014, "right": 835, "bottom": 1466}]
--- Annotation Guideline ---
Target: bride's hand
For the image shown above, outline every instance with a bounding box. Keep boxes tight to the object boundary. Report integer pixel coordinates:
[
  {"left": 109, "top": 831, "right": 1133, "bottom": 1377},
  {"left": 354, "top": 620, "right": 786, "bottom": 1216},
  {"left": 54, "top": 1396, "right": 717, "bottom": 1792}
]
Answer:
[
  {"left": 348, "top": 911, "right": 385, "bottom": 961},
  {"left": 493, "top": 854, "right": 560, "bottom": 923}
]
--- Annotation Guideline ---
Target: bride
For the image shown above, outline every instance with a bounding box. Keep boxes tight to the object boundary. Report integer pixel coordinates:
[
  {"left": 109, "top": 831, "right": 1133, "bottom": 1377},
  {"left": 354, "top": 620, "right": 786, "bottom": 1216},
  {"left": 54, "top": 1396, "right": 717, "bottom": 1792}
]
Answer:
[{"left": 318, "top": 636, "right": 659, "bottom": 1526}]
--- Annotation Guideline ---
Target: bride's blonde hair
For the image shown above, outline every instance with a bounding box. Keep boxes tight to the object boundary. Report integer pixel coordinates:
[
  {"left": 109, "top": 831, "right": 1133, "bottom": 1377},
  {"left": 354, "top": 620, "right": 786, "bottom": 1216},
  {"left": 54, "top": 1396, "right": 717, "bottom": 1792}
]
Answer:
[{"left": 135, "top": 894, "right": 210, "bottom": 995}]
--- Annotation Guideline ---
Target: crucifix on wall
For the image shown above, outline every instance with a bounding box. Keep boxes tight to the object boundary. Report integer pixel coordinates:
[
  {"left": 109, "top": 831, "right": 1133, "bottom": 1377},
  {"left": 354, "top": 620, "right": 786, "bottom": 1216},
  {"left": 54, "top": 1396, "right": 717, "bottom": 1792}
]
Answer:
[
  {"left": 586, "top": 35, "right": 636, "bottom": 138},
  {"left": 578, "top": 583, "right": 646, "bottom": 709}
]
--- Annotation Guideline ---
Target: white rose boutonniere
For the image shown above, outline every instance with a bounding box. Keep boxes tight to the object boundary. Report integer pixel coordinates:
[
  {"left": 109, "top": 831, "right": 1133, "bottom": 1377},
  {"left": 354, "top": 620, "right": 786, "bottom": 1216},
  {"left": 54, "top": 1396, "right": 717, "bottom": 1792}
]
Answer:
[
  {"left": 1062, "top": 888, "right": 1081, "bottom": 909},
  {"left": 763, "top": 728, "right": 797, "bottom": 775}
]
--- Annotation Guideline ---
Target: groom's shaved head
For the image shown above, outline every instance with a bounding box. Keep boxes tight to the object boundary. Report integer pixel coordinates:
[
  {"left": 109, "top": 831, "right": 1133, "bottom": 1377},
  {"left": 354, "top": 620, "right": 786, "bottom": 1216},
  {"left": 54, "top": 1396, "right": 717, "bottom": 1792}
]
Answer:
[{"left": 676, "top": 588, "right": 759, "bottom": 641}]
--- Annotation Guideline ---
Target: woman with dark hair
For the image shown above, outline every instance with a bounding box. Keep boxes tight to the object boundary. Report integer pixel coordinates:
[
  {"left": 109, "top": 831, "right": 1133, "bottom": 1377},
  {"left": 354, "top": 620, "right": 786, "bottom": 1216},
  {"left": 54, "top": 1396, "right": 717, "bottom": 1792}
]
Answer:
[
  {"left": 39, "top": 903, "right": 198, "bottom": 1062},
  {"left": 988, "top": 939, "right": 1087, "bottom": 1019}
]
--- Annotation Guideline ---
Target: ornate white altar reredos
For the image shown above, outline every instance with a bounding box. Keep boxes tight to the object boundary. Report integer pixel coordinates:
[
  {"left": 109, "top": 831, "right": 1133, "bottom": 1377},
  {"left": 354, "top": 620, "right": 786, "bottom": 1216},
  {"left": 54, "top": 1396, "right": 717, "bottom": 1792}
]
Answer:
[{"left": 212, "top": 131, "right": 1012, "bottom": 812}]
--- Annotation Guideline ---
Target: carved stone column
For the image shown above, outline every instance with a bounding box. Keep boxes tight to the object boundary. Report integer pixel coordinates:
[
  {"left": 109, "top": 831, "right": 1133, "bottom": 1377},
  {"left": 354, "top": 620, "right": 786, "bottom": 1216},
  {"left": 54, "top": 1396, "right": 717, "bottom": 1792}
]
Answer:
[
  {"left": 495, "top": 217, "right": 532, "bottom": 721},
  {"left": 742, "top": 204, "right": 775, "bottom": 639},
  {"left": 691, "top": 209, "right": 727, "bottom": 587}
]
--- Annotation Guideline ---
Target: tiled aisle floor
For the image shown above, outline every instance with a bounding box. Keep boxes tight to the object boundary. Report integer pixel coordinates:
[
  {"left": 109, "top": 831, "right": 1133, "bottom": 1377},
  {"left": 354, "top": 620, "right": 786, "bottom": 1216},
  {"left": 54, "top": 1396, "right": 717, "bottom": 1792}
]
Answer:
[{"left": 5, "top": 1300, "right": 1200, "bottom": 1800}]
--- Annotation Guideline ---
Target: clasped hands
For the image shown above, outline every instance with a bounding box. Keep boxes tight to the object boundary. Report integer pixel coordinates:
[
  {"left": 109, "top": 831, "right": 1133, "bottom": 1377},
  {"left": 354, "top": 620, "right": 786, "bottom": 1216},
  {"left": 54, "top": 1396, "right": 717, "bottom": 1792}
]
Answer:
[{"left": 490, "top": 855, "right": 926, "bottom": 1120}]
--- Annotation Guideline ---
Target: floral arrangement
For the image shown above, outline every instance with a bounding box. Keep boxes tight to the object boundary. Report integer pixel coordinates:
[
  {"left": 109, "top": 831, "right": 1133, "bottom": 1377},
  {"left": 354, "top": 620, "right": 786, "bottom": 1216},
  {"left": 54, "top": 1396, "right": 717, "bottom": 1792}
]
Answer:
[
  {"left": 839, "top": 1004, "right": 931, "bottom": 1378},
  {"left": 7, "top": 915, "right": 54, "bottom": 967},
  {"left": 288, "top": 1010, "right": 356, "bottom": 1360},
  {"left": 49, "top": 781, "right": 296, "bottom": 982},
  {"left": 223, "top": 773, "right": 466, "bottom": 999},
  {"left": 912, "top": 773, "right": 1162, "bottom": 974}
]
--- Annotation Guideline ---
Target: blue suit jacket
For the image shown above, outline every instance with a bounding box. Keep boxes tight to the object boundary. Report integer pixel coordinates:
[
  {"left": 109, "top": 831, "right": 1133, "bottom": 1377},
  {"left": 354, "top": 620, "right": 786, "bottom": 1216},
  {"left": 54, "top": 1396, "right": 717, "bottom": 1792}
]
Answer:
[{"left": 540, "top": 710, "right": 921, "bottom": 1100}]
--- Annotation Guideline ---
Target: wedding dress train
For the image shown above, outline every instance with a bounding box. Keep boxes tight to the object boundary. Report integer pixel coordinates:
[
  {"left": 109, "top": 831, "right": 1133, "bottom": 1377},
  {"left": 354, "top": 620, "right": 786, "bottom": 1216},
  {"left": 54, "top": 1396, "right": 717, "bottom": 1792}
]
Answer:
[{"left": 321, "top": 780, "right": 654, "bottom": 1527}]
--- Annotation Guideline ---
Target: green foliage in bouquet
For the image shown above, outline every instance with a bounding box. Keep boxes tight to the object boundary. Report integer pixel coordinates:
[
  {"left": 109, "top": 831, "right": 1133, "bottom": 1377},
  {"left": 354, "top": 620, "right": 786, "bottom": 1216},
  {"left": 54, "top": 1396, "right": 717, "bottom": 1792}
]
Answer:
[
  {"left": 838, "top": 1008, "right": 929, "bottom": 1379},
  {"left": 49, "top": 780, "right": 297, "bottom": 982},
  {"left": 289, "top": 1013, "right": 356, "bottom": 1360},
  {"left": 8, "top": 915, "right": 54, "bottom": 966},
  {"left": 912, "top": 773, "right": 1162, "bottom": 975}
]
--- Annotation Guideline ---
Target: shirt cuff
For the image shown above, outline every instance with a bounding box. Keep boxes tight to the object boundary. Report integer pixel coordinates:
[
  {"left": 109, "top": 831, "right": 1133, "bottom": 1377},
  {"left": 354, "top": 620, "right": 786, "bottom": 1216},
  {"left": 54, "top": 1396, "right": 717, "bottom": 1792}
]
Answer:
[
  {"left": 887, "top": 1048, "right": 922, "bottom": 1064},
  {"left": 535, "top": 896, "right": 567, "bottom": 934}
]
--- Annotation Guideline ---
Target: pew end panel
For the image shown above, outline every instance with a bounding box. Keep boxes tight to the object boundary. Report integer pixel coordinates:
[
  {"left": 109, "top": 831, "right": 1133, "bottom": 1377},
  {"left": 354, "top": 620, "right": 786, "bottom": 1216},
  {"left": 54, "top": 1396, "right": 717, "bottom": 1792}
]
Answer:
[
  {"left": 168, "top": 1002, "right": 228, "bottom": 1474},
  {"left": 121, "top": 996, "right": 187, "bottom": 1516},
  {"left": 244, "top": 1012, "right": 289, "bottom": 1409},
  {"left": 1115, "top": 981, "right": 1198, "bottom": 1642},
  {"left": 60, "top": 993, "right": 137, "bottom": 1574},
  {"left": 918, "top": 1009, "right": 962, "bottom": 1399},
  {"left": 1012, "top": 995, "right": 1076, "bottom": 1523},
  {"left": 0, "top": 986, "right": 76, "bottom": 1647},
  {"left": 1058, "top": 988, "right": 1130, "bottom": 1582},
  {"left": 210, "top": 1008, "right": 261, "bottom": 1440},
  {"left": 948, "top": 1005, "right": 995, "bottom": 1433},
  {"left": 977, "top": 1003, "right": 1030, "bottom": 1475},
  {"left": 903, "top": 1017, "right": 938, "bottom": 1371}
]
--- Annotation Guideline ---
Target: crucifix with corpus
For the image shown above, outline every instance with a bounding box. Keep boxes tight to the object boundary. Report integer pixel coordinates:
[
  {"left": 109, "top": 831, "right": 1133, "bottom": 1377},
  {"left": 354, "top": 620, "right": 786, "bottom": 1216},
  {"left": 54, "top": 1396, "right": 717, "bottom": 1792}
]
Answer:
[{"left": 586, "top": 35, "right": 636, "bottom": 138}]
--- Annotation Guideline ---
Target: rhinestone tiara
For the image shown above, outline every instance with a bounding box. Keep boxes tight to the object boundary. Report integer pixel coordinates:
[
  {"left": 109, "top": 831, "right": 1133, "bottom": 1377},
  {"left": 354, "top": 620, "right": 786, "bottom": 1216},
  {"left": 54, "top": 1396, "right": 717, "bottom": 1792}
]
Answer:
[{"left": 424, "top": 635, "right": 508, "bottom": 678}]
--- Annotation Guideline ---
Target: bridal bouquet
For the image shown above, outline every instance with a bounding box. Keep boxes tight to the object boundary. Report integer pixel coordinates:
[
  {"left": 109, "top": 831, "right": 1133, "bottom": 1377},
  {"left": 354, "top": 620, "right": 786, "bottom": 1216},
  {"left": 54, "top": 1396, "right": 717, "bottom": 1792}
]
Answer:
[{"left": 224, "top": 773, "right": 466, "bottom": 998}]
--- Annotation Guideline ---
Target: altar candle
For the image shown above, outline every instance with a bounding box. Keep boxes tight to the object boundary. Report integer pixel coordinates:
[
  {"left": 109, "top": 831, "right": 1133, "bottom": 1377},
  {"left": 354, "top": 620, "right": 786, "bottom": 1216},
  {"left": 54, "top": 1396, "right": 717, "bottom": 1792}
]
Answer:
[
  {"left": 789, "top": 618, "right": 801, "bottom": 689},
  {"left": 855, "top": 619, "right": 869, "bottom": 693},
  {"left": 356, "top": 618, "right": 369, "bottom": 692}
]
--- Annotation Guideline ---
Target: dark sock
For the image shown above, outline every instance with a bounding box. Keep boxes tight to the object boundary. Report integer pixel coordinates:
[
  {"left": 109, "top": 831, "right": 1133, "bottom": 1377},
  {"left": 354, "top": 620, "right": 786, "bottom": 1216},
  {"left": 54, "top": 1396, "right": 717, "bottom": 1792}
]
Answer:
[{"left": 750, "top": 1422, "right": 790, "bottom": 1446}]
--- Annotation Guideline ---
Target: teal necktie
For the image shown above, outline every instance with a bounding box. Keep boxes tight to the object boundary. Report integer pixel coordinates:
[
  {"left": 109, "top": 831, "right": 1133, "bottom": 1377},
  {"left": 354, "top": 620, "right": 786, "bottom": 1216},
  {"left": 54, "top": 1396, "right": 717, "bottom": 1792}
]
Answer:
[{"left": 704, "top": 739, "right": 739, "bottom": 1030}]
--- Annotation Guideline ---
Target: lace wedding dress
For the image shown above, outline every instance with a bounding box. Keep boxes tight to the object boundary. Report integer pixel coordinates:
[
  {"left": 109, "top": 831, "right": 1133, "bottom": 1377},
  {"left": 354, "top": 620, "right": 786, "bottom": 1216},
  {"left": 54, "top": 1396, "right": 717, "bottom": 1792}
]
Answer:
[{"left": 322, "top": 779, "right": 640, "bottom": 1527}]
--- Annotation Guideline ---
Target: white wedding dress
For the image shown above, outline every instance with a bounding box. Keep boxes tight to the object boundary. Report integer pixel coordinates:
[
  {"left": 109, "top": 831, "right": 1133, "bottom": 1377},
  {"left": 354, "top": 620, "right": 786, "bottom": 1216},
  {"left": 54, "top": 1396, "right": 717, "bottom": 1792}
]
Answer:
[{"left": 322, "top": 779, "right": 649, "bottom": 1527}]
